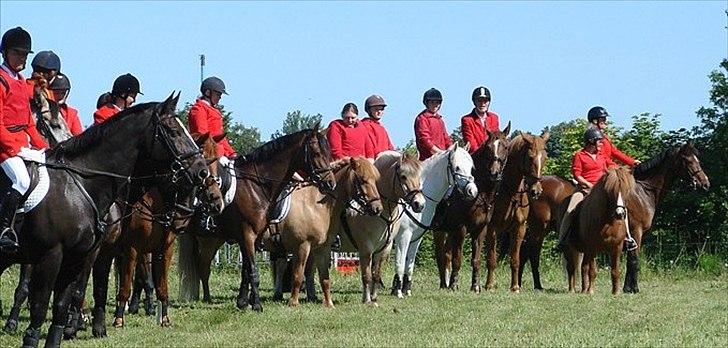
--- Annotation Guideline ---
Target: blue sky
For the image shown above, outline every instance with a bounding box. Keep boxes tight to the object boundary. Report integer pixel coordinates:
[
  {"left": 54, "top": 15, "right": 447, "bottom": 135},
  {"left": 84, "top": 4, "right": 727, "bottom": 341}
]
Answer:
[{"left": 2, "top": 1, "right": 725, "bottom": 147}]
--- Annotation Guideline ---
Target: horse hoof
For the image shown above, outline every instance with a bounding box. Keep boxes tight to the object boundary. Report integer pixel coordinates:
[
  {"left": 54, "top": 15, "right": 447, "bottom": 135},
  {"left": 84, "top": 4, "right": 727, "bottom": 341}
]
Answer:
[
  {"left": 3, "top": 319, "right": 18, "bottom": 334},
  {"left": 405, "top": 290, "right": 412, "bottom": 297},
  {"left": 112, "top": 318, "right": 124, "bottom": 328},
  {"left": 128, "top": 304, "right": 139, "bottom": 315},
  {"left": 92, "top": 326, "right": 107, "bottom": 338},
  {"left": 323, "top": 301, "right": 335, "bottom": 309},
  {"left": 63, "top": 327, "right": 77, "bottom": 340},
  {"left": 251, "top": 303, "right": 263, "bottom": 312},
  {"left": 470, "top": 285, "right": 481, "bottom": 293},
  {"left": 236, "top": 298, "right": 247, "bottom": 310},
  {"left": 273, "top": 294, "right": 284, "bottom": 302},
  {"left": 159, "top": 316, "right": 171, "bottom": 327},
  {"left": 366, "top": 301, "right": 379, "bottom": 308},
  {"left": 288, "top": 300, "right": 300, "bottom": 307},
  {"left": 510, "top": 287, "right": 521, "bottom": 293}
]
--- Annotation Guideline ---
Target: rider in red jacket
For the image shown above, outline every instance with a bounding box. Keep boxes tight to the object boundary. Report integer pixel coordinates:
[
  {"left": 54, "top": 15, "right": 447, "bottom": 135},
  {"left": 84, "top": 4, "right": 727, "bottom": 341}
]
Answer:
[
  {"left": 461, "top": 86, "right": 500, "bottom": 154},
  {"left": 361, "top": 95, "right": 395, "bottom": 157},
  {"left": 327, "top": 102, "right": 374, "bottom": 160},
  {"left": 587, "top": 106, "right": 639, "bottom": 167},
  {"left": 49, "top": 73, "right": 82, "bottom": 136},
  {"left": 0, "top": 27, "right": 49, "bottom": 253},
  {"left": 188, "top": 76, "right": 237, "bottom": 159},
  {"left": 414, "top": 88, "right": 452, "bottom": 161},
  {"left": 93, "top": 73, "right": 142, "bottom": 125}
]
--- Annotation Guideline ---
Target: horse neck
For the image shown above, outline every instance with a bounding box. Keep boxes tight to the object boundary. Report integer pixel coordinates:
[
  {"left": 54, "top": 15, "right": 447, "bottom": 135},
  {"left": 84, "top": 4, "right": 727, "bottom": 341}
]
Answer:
[
  {"left": 240, "top": 137, "right": 305, "bottom": 202},
  {"left": 376, "top": 161, "right": 402, "bottom": 217},
  {"left": 420, "top": 154, "right": 450, "bottom": 203},
  {"left": 637, "top": 153, "right": 679, "bottom": 205},
  {"left": 330, "top": 165, "right": 355, "bottom": 213},
  {"left": 499, "top": 144, "right": 526, "bottom": 196}
]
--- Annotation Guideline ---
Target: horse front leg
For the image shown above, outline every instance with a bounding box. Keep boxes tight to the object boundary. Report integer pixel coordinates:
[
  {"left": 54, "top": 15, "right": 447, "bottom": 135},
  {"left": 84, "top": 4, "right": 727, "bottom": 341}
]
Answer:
[
  {"left": 288, "top": 242, "right": 311, "bottom": 307},
  {"left": 391, "top": 230, "right": 410, "bottom": 298},
  {"left": 22, "top": 247, "right": 62, "bottom": 348},
  {"left": 304, "top": 253, "right": 318, "bottom": 303},
  {"left": 47, "top": 256, "right": 86, "bottom": 348},
  {"left": 565, "top": 249, "right": 578, "bottom": 293},
  {"left": 4, "top": 264, "right": 31, "bottom": 334},
  {"left": 469, "top": 226, "right": 485, "bottom": 293},
  {"left": 91, "top": 248, "right": 114, "bottom": 338},
  {"left": 529, "top": 230, "right": 547, "bottom": 291},
  {"left": 509, "top": 223, "right": 527, "bottom": 293},
  {"left": 370, "top": 246, "right": 390, "bottom": 302},
  {"left": 433, "top": 230, "right": 450, "bottom": 289},
  {"left": 610, "top": 245, "right": 623, "bottom": 295},
  {"left": 237, "top": 242, "right": 251, "bottom": 310},
  {"left": 403, "top": 233, "right": 424, "bottom": 297},
  {"left": 359, "top": 251, "right": 375, "bottom": 306},
  {"left": 580, "top": 253, "right": 591, "bottom": 294},
  {"left": 623, "top": 229, "right": 642, "bottom": 294},
  {"left": 449, "top": 227, "right": 466, "bottom": 291},
  {"left": 484, "top": 226, "right": 498, "bottom": 291},
  {"left": 271, "top": 251, "right": 287, "bottom": 302},
  {"left": 314, "top": 247, "right": 334, "bottom": 308},
  {"left": 243, "top": 230, "right": 262, "bottom": 312},
  {"left": 63, "top": 246, "right": 99, "bottom": 340},
  {"left": 113, "top": 247, "right": 138, "bottom": 328}
]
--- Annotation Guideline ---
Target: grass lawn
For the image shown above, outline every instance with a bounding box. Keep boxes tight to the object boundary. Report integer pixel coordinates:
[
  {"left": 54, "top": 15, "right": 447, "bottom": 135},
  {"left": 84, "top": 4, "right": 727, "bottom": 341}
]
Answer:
[{"left": 0, "top": 257, "right": 725, "bottom": 347}]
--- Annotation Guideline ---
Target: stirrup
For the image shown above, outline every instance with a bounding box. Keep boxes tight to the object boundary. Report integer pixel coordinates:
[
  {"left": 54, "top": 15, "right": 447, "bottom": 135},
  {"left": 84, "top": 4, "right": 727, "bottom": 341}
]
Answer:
[
  {"left": 624, "top": 237, "right": 638, "bottom": 251},
  {"left": 0, "top": 227, "right": 19, "bottom": 253}
]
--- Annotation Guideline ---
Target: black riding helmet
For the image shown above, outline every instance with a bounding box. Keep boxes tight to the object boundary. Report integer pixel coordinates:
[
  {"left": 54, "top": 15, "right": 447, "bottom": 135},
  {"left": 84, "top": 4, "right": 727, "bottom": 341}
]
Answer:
[
  {"left": 112, "top": 73, "right": 142, "bottom": 97},
  {"left": 49, "top": 73, "right": 71, "bottom": 90},
  {"left": 587, "top": 106, "right": 609, "bottom": 122},
  {"left": 583, "top": 127, "right": 604, "bottom": 144},
  {"left": 31, "top": 50, "right": 61, "bottom": 72},
  {"left": 471, "top": 86, "right": 491, "bottom": 103},
  {"left": 422, "top": 88, "right": 443, "bottom": 105},
  {"left": 201, "top": 76, "right": 228, "bottom": 95},
  {"left": 0, "top": 27, "right": 33, "bottom": 54}
]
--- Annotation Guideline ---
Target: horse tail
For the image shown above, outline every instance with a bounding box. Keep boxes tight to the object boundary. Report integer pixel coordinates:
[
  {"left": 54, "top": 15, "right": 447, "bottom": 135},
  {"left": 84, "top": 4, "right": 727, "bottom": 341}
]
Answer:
[
  {"left": 602, "top": 167, "right": 635, "bottom": 218},
  {"left": 177, "top": 232, "right": 200, "bottom": 302}
]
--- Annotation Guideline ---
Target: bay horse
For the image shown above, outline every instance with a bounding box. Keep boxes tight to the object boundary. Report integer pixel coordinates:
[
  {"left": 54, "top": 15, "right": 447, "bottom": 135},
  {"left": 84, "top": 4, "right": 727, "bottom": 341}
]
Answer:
[
  {"left": 177, "top": 126, "right": 336, "bottom": 311},
  {"left": 433, "top": 124, "right": 511, "bottom": 291},
  {"left": 273, "top": 156, "right": 383, "bottom": 307},
  {"left": 622, "top": 142, "right": 709, "bottom": 293},
  {"left": 518, "top": 175, "right": 576, "bottom": 290},
  {"left": 0, "top": 94, "right": 211, "bottom": 347},
  {"left": 391, "top": 144, "right": 478, "bottom": 298},
  {"left": 483, "top": 132, "right": 550, "bottom": 293},
  {"left": 563, "top": 167, "right": 635, "bottom": 294},
  {"left": 333, "top": 151, "right": 425, "bottom": 306}
]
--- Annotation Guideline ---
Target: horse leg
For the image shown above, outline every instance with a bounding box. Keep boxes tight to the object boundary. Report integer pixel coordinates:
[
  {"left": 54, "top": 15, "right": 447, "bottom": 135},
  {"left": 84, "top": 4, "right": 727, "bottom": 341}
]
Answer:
[
  {"left": 288, "top": 242, "right": 311, "bottom": 307},
  {"left": 580, "top": 253, "right": 591, "bottom": 293},
  {"left": 391, "top": 230, "right": 410, "bottom": 298},
  {"left": 4, "top": 264, "right": 31, "bottom": 334},
  {"left": 113, "top": 247, "right": 138, "bottom": 328},
  {"left": 127, "top": 263, "right": 143, "bottom": 315},
  {"left": 449, "top": 227, "right": 466, "bottom": 291},
  {"left": 470, "top": 226, "right": 485, "bottom": 293},
  {"left": 370, "top": 249, "right": 388, "bottom": 302},
  {"left": 271, "top": 252, "right": 286, "bottom": 302},
  {"left": 141, "top": 253, "right": 156, "bottom": 316},
  {"left": 237, "top": 243, "right": 251, "bottom": 310},
  {"left": 433, "top": 230, "right": 450, "bottom": 289},
  {"left": 403, "top": 234, "right": 424, "bottom": 297},
  {"left": 304, "top": 253, "right": 318, "bottom": 303},
  {"left": 152, "top": 240, "right": 174, "bottom": 326},
  {"left": 565, "top": 249, "right": 577, "bottom": 293},
  {"left": 63, "top": 247, "right": 99, "bottom": 340},
  {"left": 529, "top": 231, "right": 547, "bottom": 291},
  {"left": 243, "top": 231, "right": 263, "bottom": 312},
  {"left": 22, "top": 247, "right": 62, "bottom": 348},
  {"left": 360, "top": 251, "right": 376, "bottom": 306},
  {"left": 623, "top": 229, "right": 642, "bottom": 294},
  {"left": 509, "top": 224, "right": 527, "bottom": 293},
  {"left": 484, "top": 226, "right": 498, "bottom": 291},
  {"left": 91, "top": 248, "right": 114, "bottom": 338},
  {"left": 610, "top": 245, "right": 622, "bottom": 295},
  {"left": 314, "top": 248, "right": 334, "bottom": 308},
  {"left": 197, "top": 240, "right": 219, "bottom": 303},
  {"left": 47, "top": 256, "right": 86, "bottom": 348}
]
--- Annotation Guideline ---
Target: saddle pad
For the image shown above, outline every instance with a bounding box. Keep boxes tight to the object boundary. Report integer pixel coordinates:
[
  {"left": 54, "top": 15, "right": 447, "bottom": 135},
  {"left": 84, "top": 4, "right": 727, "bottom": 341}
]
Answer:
[
  {"left": 221, "top": 158, "right": 237, "bottom": 206},
  {"left": 268, "top": 183, "right": 296, "bottom": 224},
  {"left": 17, "top": 150, "right": 50, "bottom": 213}
]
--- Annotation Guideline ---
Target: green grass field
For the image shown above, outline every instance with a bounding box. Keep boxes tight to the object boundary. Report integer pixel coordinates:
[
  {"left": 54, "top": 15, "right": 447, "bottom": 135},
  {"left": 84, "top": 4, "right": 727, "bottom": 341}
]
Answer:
[{"left": 0, "top": 258, "right": 725, "bottom": 347}]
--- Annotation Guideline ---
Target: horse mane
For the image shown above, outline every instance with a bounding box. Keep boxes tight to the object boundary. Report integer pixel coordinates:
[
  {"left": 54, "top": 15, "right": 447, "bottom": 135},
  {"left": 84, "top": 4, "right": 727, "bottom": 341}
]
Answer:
[
  {"left": 51, "top": 102, "right": 157, "bottom": 159},
  {"left": 237, "top": 128, "right": 311, "bottom": 165},
  {"left": 633, "top": 146, "right": 678, "bottom": 177}
]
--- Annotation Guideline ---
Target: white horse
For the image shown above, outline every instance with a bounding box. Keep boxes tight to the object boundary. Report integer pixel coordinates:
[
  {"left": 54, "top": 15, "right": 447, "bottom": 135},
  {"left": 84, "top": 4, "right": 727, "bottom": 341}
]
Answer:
[{"left": 391, "top": 144, "right": 478, "bottom": 297}]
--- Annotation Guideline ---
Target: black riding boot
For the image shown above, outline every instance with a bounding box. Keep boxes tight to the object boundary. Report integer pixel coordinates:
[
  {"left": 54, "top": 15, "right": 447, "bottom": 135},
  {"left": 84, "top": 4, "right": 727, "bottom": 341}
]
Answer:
[{"left": 0, "top": 189, "right": 23, "bottom": 254}]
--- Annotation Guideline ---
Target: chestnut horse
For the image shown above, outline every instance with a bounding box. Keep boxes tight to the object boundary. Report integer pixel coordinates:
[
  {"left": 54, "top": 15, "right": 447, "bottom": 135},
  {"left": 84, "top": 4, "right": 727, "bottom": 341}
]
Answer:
[
  {"left": 518, "top": 175, "right": 576, "bottom": 290},
  {"left": 177, "top": 126, "right": 336, "bottom": 311},
  {"left": 433, "top": 124, "right": 511, "bottom": 291},
  {"left": 483, "top": 132, "right": 550, "bottom": 293},
  {"left": 274, "top": 157, "right": 383, "bottom": 307},
  {"left": 563, "top": 167, "right": 635, "bottom": 294}
]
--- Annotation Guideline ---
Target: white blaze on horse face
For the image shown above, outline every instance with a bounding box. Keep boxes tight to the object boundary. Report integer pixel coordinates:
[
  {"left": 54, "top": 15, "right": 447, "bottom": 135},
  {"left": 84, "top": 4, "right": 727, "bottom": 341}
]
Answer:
[
  {"left": 536, "top": 152, "right": 542, "bottom": 178},
  {"left": 175, "top": 117, "right": 200, "bottom": 151},
  {"left": 493, "top": 140, "right": 500, "bottom": 161}
]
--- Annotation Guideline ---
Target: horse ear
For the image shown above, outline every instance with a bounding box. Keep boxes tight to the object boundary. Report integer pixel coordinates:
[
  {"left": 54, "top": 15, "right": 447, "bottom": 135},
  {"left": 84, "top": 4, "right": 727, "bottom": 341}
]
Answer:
[
  {"left": 193, "top": 132, "right": 210, "bottom": 146},
  {"left": 464, "top": 142, "right": 471, "bottom": 152},
  {"left": 502, "top": 121, "right": 511, "bottom": 137},
  {"left": 541, "top": 131, "right": 551, "bottom": 143},
  {"left": 448, "top": 143, "right": 457, "bottom": 151},
  {"left": 160, "top": 92, "right": 177, "bottom": 115}
]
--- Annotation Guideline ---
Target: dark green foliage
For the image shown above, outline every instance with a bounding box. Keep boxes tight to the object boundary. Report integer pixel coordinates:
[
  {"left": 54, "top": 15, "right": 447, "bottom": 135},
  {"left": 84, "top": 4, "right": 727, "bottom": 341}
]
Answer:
[
  {"left": 270, "top": 110, "right": 323, "bottom": 139},
  {"left": 177, "top": 102, "right": 262, "bottom": 155}
]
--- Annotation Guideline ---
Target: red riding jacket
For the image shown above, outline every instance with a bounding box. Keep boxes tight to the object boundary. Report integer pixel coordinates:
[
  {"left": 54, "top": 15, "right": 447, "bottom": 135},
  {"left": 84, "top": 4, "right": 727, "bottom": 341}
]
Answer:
[
  {"left": 600, "top": 133, "right": 636, "bottom": 167},
  {"left": 461, "top": 110, "right": 500, "bottom": 154},
  {"left": 361, "top": 117, "right": 394, "bottom": 157},
  {"left": 327, "top": 119, "right": 374, "bottom": 160},
  {"left": 572, "top": 149, "right": 609, "bottom": 185},
  {"left": 0, "top": 65, "right": 48, "bottom": 163},
  {"left": 93, "top": 104, "right": 121, "bottom": 125},
  {"left": 188, "top": 98, "right": 237, "bottom": 158},
  {"left": 414, "top": 110, "right": 452, "bottom": 161}
]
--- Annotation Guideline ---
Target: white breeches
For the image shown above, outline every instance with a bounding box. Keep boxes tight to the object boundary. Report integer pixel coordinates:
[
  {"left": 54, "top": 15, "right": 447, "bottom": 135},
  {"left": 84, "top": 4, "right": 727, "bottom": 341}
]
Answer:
[{"left": 0, "top": 156, "right": 30, "bottom": 194}]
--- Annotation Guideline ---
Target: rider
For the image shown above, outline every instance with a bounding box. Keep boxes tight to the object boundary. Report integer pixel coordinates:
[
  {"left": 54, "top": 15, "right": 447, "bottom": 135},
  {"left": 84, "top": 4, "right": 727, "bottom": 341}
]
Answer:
[
  {"left": 93, "top": 73, "right": 142, "bottom": 125},
  {"left": 327, "top": 102, "right": 374, "bottom": 160},
  {"left": 555, "top": 128, "right": 637, "bottom": 251},
  {"left": 26, "top": 50, "right": 60, "bottom": 101},
  {"left": 188, "top": 76, "right": 237, "bottom": 160},
  {"left": 0, "top": 27, "right": 50, "bottom": 253},
  {"left": 361, "top": 94, "right": 395, "bottom": 157},
  {"left": 461, "top": 86, "right": 500, "bottom": 154},
  {"left": 587, "top": 106, "right": 640, "bottom": 167},
  {"left": 414, "top": 88, "right": 452, "bottom": 161},
  {"left": 48, "top": 73, "right": 83, "bottom": 136}
]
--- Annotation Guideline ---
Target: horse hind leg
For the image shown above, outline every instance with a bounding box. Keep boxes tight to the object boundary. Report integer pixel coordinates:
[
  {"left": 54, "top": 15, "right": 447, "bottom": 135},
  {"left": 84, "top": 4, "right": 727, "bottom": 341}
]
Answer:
[
  {"left": 4, "top": 264, "right": 31, "bottom": 334},
  {"left": 449, "top": 227, "right": 466, "bottom": 291},
  {"left": 434, "top": 231, "right": 450, "bottom": 289},
  {"left": 610, "top": 246, "right": 622, "bottom": 295},
  {"left": 113, "top": 248, "right": 139, "bottom": 328},
  {"left": 304, "top": 253, "right": 318, "bottom": 303},
  {"left": 152, "top": 243, "right": 174, "bottom": 326},
  {"left": 271, "top": 252, "right": 287, "bottom": 302},
  {"left": 288, "top": 243, "right": 311, "bottom": 307}
]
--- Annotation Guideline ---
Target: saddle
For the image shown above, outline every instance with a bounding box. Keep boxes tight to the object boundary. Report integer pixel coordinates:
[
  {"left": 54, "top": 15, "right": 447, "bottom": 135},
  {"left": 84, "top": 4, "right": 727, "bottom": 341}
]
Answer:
[
  {"left": 267, "top": 183, "right": 297, "bottom": 224},
  {"left": 217, "top": 158, "right": 237, "bottom": 207},
  {"left": 14, "top": 150, "right": 50, "bottom": 213}
]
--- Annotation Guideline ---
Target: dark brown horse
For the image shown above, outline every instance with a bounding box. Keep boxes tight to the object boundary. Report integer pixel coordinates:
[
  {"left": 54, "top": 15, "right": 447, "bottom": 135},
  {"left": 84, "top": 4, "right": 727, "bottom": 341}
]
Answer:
[
  {"left": 622, "top": 142, "right": 710, "bottom": 293},
  {"left": 483, "top": 132, "right": 549, "bottom": 292},
  {"left": 518, "top": 175, "right": 576, "bottom": 290},
  {"left": 563, "top": 167, "right": 635, "bottom": 294},
  {"left": 433, "top": 124, "right": 511, "bottom": 291},
  {"left": 177, "top": 126, "right": 336, "bottom": 311}
]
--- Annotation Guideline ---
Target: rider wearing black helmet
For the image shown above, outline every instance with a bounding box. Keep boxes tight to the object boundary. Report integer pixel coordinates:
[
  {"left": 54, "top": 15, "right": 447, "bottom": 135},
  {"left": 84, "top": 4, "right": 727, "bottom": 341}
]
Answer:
[
  {"left": 27, "top": 50, "right": 61, "bottom": 98},
  {"left": 587, "top": 106, "right": 639, "bottom": 167},
  {"left": 414, "top": 88, "right": 452, "bottom": 160},
  {"left": 93, "top": 73, "right": 142, "bottom": 125},
  {"left": 461, "top": 86, "right": 500, "bottom": 154},
  {"left": 49, "top": 73, "right": 82, "bottom": 136},
  {"left": 188, "top": 76, "right": 236, "bottom": 158}
]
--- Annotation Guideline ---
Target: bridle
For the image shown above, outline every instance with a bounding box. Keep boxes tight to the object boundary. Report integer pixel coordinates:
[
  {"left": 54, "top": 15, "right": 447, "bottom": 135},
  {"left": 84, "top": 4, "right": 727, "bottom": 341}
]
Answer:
[
  {"left": 303, "top": 133, "right": 335, "bottom": 193},
  {"left": 349, "top": 172, "right": 381, "bottom": 216},
  {"left": 447, "top": 150, "right": 475, "bottom": 197}
]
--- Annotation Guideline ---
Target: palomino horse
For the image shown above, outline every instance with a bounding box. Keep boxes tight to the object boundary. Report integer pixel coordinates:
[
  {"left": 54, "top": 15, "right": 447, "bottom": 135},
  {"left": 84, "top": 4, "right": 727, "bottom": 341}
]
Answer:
[
  {"left": 622, "top": 142, "right": 709, "bottom": 293},
  {"left": 433, "top": 125, "right": 511, "bottom": 291},
  {"left": 391, "top": 144, "right": 478, "bottom": 297},
  {"left": 305, "top": 151, "right": 425, "bottom": 306},
  {"left": 272, "top": 157, "right": 383, "bottom": 307},
  {"left": 177, "top": 126, "right": 336, "bottom": 311},
  {"left": 518, "top": 175, "right": 576, "bottom": 290},
  {"left": 0, "top": 94, "right": 210, "bottom": 347},
  {"left": 483, "top": 132, "right": 550, "bottom": 293},
  {"left": 563, "top": 167, "right": 635, "bottom": 294}
]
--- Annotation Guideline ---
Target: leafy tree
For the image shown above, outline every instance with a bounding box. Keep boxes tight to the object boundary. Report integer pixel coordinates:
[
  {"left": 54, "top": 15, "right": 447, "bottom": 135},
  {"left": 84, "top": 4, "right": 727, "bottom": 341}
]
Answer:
[
  {"left": 398, "top": 139, "right": 418, "bottom": 157},
  {"left": 177, "top": 102, "right": 262, "bottom": 155},
  {"left": 450, "top": 126, "right": 463, "bottom": 146},
  {"left": 271, "top": 110, "right": 323, "bottom": 139}
]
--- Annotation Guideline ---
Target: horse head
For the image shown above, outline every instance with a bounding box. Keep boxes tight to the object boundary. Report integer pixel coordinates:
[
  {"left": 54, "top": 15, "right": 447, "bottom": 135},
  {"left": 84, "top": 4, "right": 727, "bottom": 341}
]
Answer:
[
  {"left": 447, "top": 144, "right": 478, "bottom": 200},
  {"left": 678, "top": 141, "right": 710, "bottom": 191},
  {"left": 516, "top": 131, "right": 549, "bottom": 200},
  {"left": 478, "top": 121, "right": 512, "bottom": 183},
  {"left": 302, "top": 122, "right": 336, "bottom": 193},
  {"left": 192, "top": 133, "right": 225, "bottom": 215},
  {"left": 395, "top": 152, "right": 425, "bottom": 213},
  {"left": 346, "top": 157, "right": 383, "bottom": 216}
]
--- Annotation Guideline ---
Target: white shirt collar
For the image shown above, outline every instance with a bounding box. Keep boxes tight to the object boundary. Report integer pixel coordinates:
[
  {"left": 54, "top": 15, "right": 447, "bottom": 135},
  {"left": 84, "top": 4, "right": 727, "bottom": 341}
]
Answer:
[{"left": 0, "top": 63, "right": 19, "bottom": 79}]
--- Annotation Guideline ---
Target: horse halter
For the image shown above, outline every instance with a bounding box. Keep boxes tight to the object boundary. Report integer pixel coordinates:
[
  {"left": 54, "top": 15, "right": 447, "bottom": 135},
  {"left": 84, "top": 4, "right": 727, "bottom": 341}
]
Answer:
[
  {"left": 303, "top": 134, "right": 335, "bottom": 192},
  {"left": 152, "top": 113, "right": 206, "bottom": 186},
  {"left": 447, "top": 150, "right": 475, "bottom": 196},
  {"left": 350, "top": 173, "right": 381, "bottom": 216}
]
